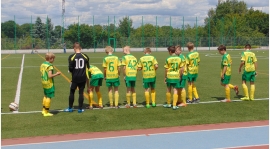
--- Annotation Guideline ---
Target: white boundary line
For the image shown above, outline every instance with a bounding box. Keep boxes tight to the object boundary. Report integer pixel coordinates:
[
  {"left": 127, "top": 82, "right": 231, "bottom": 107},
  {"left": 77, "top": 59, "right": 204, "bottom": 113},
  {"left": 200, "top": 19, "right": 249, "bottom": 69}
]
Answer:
[
  {"left": 12, "top": 54, "right": 25, "bottom": 113},
  {"left": 2, "top": 125, "right": 268, "bottom": 147},
  {"left": 214, "top": 144, "right": 269, "bottom": 149},
  {"left": 2, "top": 98, "right": 269, "bottom": 115}
]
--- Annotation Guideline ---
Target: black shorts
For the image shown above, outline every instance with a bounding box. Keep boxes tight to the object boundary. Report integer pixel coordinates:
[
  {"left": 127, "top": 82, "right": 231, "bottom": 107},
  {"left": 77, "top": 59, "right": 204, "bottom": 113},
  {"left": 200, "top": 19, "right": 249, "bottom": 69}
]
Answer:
[{"left": 70, "top": 81, "right": 86, "bottom": 90}]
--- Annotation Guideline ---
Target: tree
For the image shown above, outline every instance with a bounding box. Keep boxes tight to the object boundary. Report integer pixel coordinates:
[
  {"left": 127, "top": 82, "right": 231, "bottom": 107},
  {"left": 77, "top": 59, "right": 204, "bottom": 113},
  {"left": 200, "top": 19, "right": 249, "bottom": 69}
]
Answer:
[
  {"left": 34, "top": 17, "right": 45, "bottom": 39},
  {"left": 118, "top": 16, "right": 133, "bottom": 37}
]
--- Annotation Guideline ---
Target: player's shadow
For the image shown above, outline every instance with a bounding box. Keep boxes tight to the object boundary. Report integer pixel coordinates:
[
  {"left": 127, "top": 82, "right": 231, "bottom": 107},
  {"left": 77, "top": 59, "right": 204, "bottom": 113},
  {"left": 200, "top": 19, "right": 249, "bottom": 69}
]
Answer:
[
  {"left": 211, "top": 97, "right": 226, "bottom": 101},
  {"left": 73, "top": 103, "right": 90, "bottom": 109},
  {"left": 104, "top": 102, "right": 123, "bottom": 107},
  {"left": 138, "top": 101, "right": 146, "bottom": 106},
  {"left": 49, "top": 109, "right": 61, "bottom": 115}
]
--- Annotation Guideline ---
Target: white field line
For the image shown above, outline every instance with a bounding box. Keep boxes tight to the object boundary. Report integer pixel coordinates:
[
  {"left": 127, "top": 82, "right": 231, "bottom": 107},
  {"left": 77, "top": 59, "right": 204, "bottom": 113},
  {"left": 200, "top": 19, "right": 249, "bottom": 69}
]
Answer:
[
  {"left": 2, "top": 98, "right": 269, "bottom": 115},
  {"left": 13, "top": 54, "right": 25, "bottom": 113}
]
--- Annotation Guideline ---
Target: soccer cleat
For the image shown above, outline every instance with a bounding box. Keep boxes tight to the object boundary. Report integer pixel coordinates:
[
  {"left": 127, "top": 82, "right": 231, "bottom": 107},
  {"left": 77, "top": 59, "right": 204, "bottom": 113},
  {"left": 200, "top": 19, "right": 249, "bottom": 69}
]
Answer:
[
  {"left": 178, "top": 103, "right": 187, "bottom": 107},
  {"left": 172, "top": 106, "right": 179, "bottom": 110},
  {"left": 186, "top": 99, "right": 193, "bottom": 103},
  {"left": 64, "top": 108, "right": 73, "bottom": 112},
  {"left": 234, "top": 86, "right": 239, "bottom": 95},
  {"left": 98, "top": 105, "right": 104, "bottom": 109},
  {"left": 146, "top": 104, "right": 150, "bottom": 108},
  {"left": 43, "top": 113, "right": 53, "bottom": 117},
  {"left": 125, "top": 104, "right": 131, "bottom": 108},
  {"left": 110, "top": 105, "right": 114, "bottom": 108},
  {"left": 42, "top": 111, "right": 45, "bottom": 115},
  {"left": 163, "top": 104, "right": 172, "bottom": 108},
  {"left": 115, "top": 106, "right": 120, "bottom": 109},
  {"left": 241, "top": 96, "right": 250, "bottom": 101},
  {"left": 133, "top": 104, "right": 137, "bottom": 108},
  {"left": 88, "top": 106, "right": 93, "bottom": 110},
  {"left": 250, "top": 98, "right": 254, "bottom": 101},
  {"left": 193, "top": 98, "right": 200, "bottom": 103},
  {"left": 220, "top": 99, "right": 231, "bottom": 102},
  {"left": 152, "top": 103, "right": 156, "bottom": 107},
  {"left": 77, "top": 109, "right": 84, "bottom": 113}
]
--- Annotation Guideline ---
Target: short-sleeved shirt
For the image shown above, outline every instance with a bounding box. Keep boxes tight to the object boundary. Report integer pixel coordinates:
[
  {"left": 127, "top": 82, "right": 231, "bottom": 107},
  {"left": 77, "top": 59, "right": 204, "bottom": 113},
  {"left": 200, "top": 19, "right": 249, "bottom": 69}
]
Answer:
[
  {"left": 88, "top": 65, "right": 104, "bottom": 80},
  {"left": 241, "top": 50, "right": 257, "bottom": 72},
  {"left": 164, "top": 54, "right": 183, "bottom": 83},
  {"left": 121, "top": 54, "right": 138, "bottom": 81},
  {"left": 221, "top": 53, "right": 232, "bottom": 76},
  {"left": 179, "top": 54, "right": 188, "bottom": 78},
  {"left": 186, "top": 51, "right": 200, "bottom": 75},
  {"left": 40, "top": 61, "right": 54, "bottom": 92},
  {"left": 138, "top": 54, "right": 158, "bottom": 82},
  {"left": 68, "top": 53, "right": 90, "bottom": 83},
  {"left": 102, "top": 54, "right": 121, "bottom": 82}
]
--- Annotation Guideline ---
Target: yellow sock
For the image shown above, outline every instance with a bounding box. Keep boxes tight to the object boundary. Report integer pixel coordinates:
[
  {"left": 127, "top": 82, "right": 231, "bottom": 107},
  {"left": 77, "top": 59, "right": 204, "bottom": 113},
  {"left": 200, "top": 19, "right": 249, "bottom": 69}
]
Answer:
[
  {"left": 177, "top": 89, "right": 181, "bottom": 103},
  {"left": 242, "top": 84, "right": 249, "bottom": 97},
  {"left": 96, "top": 92, "right": 102, "bottom": 106},
  {"left": 44, "top": 98, "right": 51, "bottom": 114},
  {"left": 225, "top": 87, "right": 230, "bottom": 100},
  {"left": 228, "top": 84, "right": 235, "bottom": 89},
  {"left": 126, "top": 93, "right": 131, "bottom": 105},
  {"left": 115, "top": 92, "right": 119, "bottom": 106},
  {"left": 173, "top": 94, "right": 178, "bottom": 106},
  {"left": 166, "top": 92, "right": 171, "bottom": 104},
  {"left": 192, "top": 84, "right": 199, "bottom": 99},
  {"left": 89, "top": 92, "right": 93, "bottom": 107},
  {"left": 145, "top": 91, "right": 150, "bottom": 105},
  {"left": 132, "top": 93, "right": 136, "bottom": 105},
  {"left": 151, "top": 90, "right": 156, "bottom": 103},
  {"left": 109, "top": 92, "right": 113, "bottom": 106},
  {"left": 181, "top": 89, "right": 186, "bottom": 104},
  {"left": 188, "top": 84, "right": 192, "bottom": 100},
  {"left": 42, "top": 96, "right": 46, "bottom": 112},
  {"left": 250, "top": 84, "right": 255, "bottom": 99}
]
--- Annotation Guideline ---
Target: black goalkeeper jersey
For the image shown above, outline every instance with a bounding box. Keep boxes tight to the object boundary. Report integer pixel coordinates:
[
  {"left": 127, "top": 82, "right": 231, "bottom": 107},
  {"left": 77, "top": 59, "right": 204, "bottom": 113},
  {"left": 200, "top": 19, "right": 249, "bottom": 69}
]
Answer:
[{"left": 68, "top": 53, "right": 90, "bottom": 83}]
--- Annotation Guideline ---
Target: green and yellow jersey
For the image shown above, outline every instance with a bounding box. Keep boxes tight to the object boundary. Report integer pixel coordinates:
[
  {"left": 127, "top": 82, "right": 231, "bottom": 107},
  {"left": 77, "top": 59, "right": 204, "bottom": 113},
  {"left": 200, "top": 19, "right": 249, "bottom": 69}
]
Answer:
[
  {"left": 186, "top": 51, "right": 200, "bottom": 74},
  {"left": 88, "top": 65, "right": 104, "bottom": 79},
  {"left": 121, "top": 54, "right": 138, "bottom": 81},
  {"left": 179, "top": 54, "right": 188, "bottom": 78},
  {"left": 164, "top": 54, "right": 183, "bottom": 83},
  {"left": 221, "top": 53, "right": 232, "bottom": 76},
  {"left": 102, "top": 55, "right": 121, "bottom": 81},
  {"left": 40, "top": 61, "right": 54, "bottom": 92},
  {"left": 241, "top": 50, "right": 257, "bottom": 72},
  {"left": 138, "top": 54, "right": 158, "bottom": 82}
]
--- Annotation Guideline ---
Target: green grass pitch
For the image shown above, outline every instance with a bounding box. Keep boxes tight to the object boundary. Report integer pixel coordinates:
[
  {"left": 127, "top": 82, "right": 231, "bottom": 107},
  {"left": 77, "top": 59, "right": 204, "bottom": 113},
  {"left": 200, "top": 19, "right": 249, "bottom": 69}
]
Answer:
[{"left": 1, "top": 49, "right": 269, "bottom": 139}]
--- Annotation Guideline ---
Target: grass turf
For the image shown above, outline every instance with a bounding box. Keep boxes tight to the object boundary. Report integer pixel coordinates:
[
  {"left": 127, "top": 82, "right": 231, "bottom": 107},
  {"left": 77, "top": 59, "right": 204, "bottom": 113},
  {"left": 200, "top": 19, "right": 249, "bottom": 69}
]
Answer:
[{"left": 1, "top": 49, "right": 269, "bottom": 139}]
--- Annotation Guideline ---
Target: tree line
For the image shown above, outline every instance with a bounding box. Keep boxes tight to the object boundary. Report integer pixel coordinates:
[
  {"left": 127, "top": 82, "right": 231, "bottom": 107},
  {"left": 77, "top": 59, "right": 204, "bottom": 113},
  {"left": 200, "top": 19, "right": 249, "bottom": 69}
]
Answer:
[{"left": 1, "top": 0, "right": 269, "bottom": 49}]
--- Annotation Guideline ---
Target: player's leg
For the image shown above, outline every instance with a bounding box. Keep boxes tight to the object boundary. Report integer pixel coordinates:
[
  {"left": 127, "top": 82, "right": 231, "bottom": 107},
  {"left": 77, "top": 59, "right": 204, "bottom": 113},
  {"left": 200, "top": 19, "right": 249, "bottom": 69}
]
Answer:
[
  {"left": 172, "top": 86, "right": 179, "bottom": 110},
  {"left": 150, "top": 81, "right": 156, "bottom": 107},
  {"left": 228, "top": 84, "right": 239, "bottom": 95},
  {"left": 178, "top": 78, "right": 187, "bottom": 107},
  {"left": 42, "top": 96, "right": 46, "bottom": 114},
  {"left": 187, "top": 75, "right": 193, "bottom": 103},
  {"left": 249, "top": 72, "right": 256, "bottom": 100},
  {"left": 88, "top": 86, "right": 94, "bottom": 109},
  {"left": 125, "top": 80, "right": 131, "bottom": 108},
  {"left": 113, "top": 79, "right": 120, "bottom": 108},
  {"left": 144, "top": 82, "right": 150, "bottom": 108},
  {"left": 164, "top": 83, "right": 172, "bottom": 108},
  {"left": 65, "top": 82, "right": 76, "bottom": 112},
  {"left": 241, "top": 72, "right": 249, "bottom": 100},
  {"left": 95, "top": 85, "right": 103, "bottom": 108},
  {"left": 107, "top": 81, "right": 114, "bottom": 107},
  {"left": 131, "top": 81, "right": 137, "bottom": 107},
  {"left": 191, "top": 75, "right": 199, "bottom": 103},
  {"left": 220, "top": 75, "right": 231, "bottom": 102},
  {"left": 43, "top": 92, "right": 54, "bottom": 117},
  {"left": 77, "top": 82, "right": 86, "bottom": 113}
]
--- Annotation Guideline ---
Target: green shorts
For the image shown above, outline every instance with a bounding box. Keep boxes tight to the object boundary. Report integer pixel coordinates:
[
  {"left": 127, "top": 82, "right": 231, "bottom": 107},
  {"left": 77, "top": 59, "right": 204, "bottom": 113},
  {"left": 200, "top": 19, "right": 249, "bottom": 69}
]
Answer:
[
  {"left": 90, "top": 78, "right": 103, "bottom": 87},
  {"left": 242, "top": 71, "right": 256, "bottom": 82},
  {"left": 166, "top": 82, "right": 181, "bottom": 89},
  {"left": 187, "top": 73, "right": 198, "bottom": 82},
  {"left": 221, "top": 75, "right": 231, "bottom": 85},
  {"left": 106, "top": 80, "right": 120, "bottom": 87},
  {"left": 143, "top": 81, "right": 156, "bottom": 89},
  {"left": 179, "top": 79, "right": 187, "bottom": 88},
  {"left": 125, "top": 80, "right": 136, "bottom": 88},
  {"left": 44, "top": 90, "right": 54, "bottom": 98}
]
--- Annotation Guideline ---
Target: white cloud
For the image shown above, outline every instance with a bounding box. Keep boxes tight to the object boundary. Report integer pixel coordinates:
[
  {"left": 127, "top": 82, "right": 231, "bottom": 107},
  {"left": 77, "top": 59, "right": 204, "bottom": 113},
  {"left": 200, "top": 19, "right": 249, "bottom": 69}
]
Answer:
[{"left": 1, "top": 0, "right": 269, "bottom": 28}]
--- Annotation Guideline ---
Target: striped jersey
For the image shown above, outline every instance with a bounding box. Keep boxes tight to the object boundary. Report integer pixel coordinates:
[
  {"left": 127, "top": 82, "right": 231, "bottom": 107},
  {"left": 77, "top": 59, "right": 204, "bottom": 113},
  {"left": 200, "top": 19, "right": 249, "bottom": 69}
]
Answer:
[
  {"left": 241, "top": 50, "right": 257, "bottom": 72},
  {"left": 138, "top": 54, "right": 158, "bottom": 82},
  {"left": 164, "top": 54, "right": 183, "bottom": 83},
  {"left": 102, "top": 55, "right": 121, "bottom": 80},
  {"left": 40, "top": 61, "right": 54, "bottom": 92},
  {"left": 186, "top": 51, "right": 200, "bottom": 74},
  {"left": 88, "top": 65, "right": 104, "bottom": 79},
  {"left": 221, "top": 53, "right": 232, "bottom": 76},
  {"left": 121, "top": 54, "right": 138, "bottom": 81}
]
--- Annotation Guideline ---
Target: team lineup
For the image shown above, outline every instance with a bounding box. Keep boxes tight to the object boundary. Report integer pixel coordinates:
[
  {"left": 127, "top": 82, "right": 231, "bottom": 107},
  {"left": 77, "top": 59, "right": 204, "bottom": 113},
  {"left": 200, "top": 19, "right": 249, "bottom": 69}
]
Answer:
[{"left": 39, "top": 42, "right": 258, "bottom": 116}]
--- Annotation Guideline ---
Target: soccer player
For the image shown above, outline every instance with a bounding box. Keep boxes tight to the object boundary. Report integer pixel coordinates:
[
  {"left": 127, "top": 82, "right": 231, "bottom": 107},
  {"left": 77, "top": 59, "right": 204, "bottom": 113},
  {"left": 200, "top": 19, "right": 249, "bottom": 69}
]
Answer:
[
  {"left": 87, "top": 65, "right": 104, "bottom": 109},
  {"left": 64, "top": 42, "right": 90, "bottom": 113},
  {"left": 103, "top": 46, "right": 121, "bottom": 108},
  {"left": 238, "top": 44, "right": 258, "bottom": 101},
  {"left": 163, "top": 46, "right": 183, "bottom": 110},
  {"left": 40, "top": 52, "right": 61, "bottom": 117},
  {"left": 175, "top": 45, "right": 187, "bottom": 107},
  {"left": 217, "top": 45, "right": 239, "bottom": 102},
  {"left": 186, "top": 42, "right": 200, "bottom": 103},
  {"left": 138, "top": 47, "right": 158, "bottom": 108},
  {"left": 121, "top": 46, "right": 138, "bottom": 108}
]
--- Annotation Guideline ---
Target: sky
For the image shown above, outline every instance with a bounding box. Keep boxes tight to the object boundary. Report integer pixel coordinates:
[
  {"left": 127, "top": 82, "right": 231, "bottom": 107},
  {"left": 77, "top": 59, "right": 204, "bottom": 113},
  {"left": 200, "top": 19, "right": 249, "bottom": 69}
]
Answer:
[{"left": 1, "top": 0, "right": 269, "bottom": 28}]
